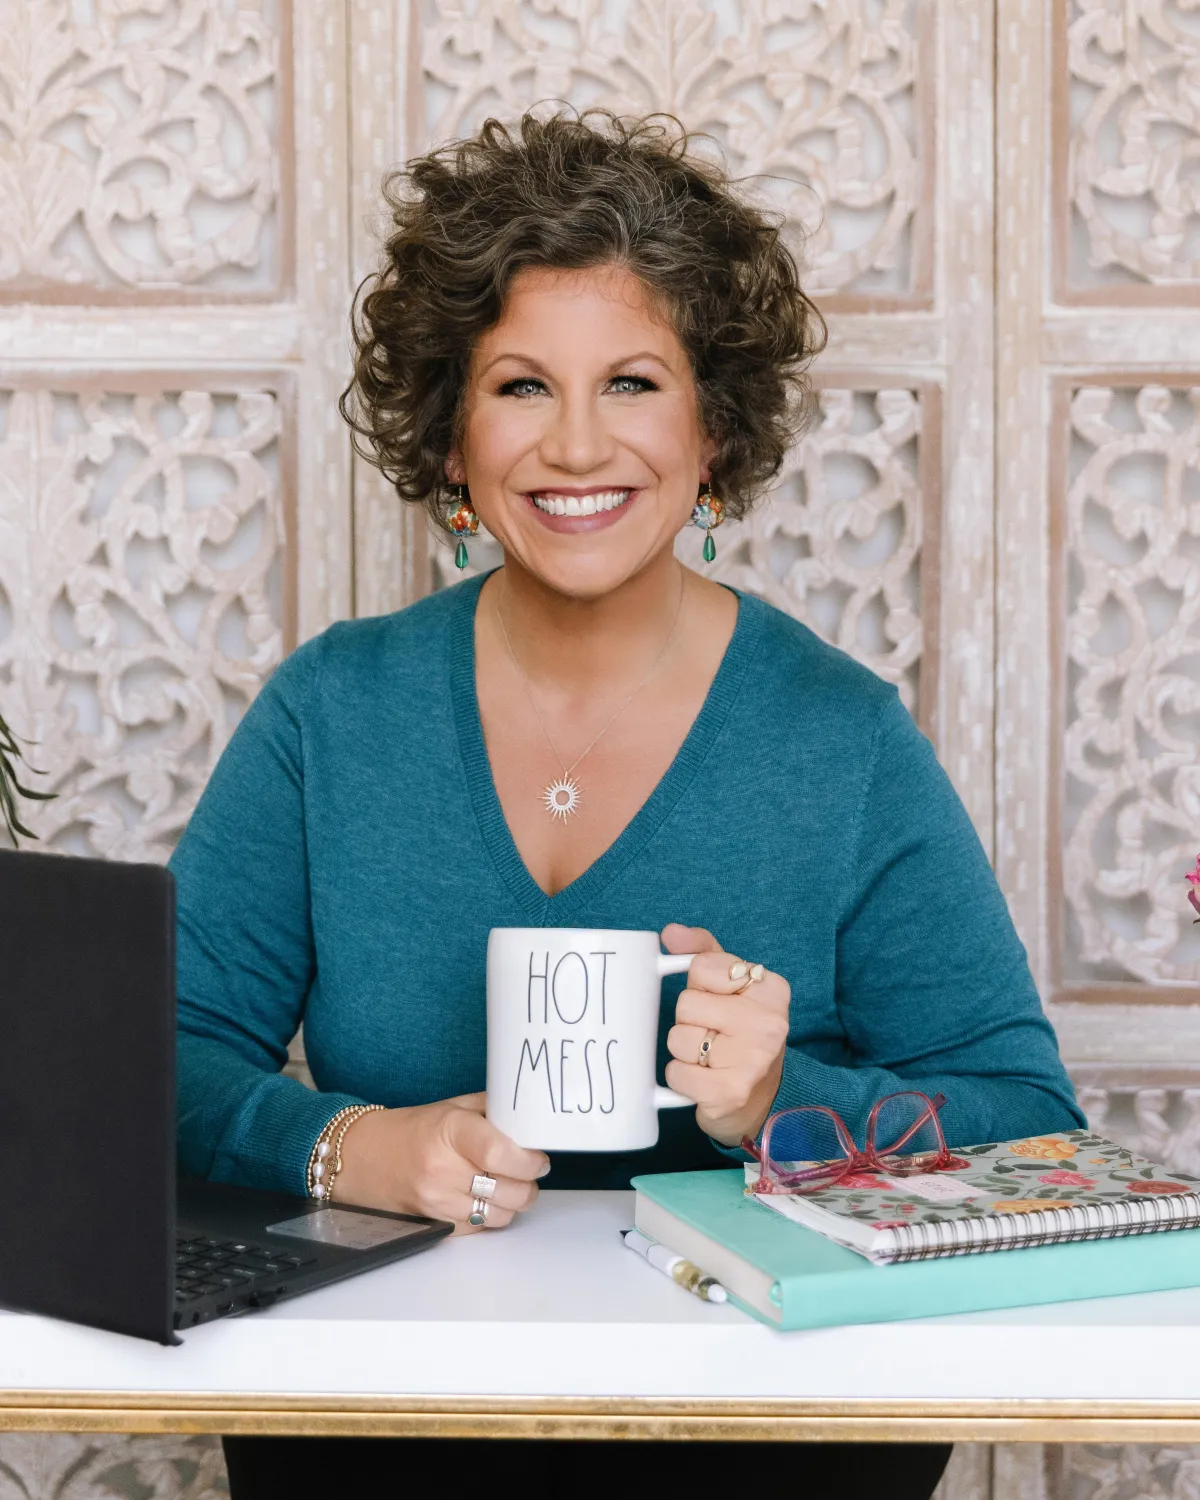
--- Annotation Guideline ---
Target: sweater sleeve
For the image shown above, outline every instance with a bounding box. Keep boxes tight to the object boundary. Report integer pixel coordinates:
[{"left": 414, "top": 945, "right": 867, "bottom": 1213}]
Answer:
[
  {"left": 170, "top": 639, "right": 365, "bottom": 1194},
  {"left": 770, "top": 689, "right": 1083, "bottom": 1150}
]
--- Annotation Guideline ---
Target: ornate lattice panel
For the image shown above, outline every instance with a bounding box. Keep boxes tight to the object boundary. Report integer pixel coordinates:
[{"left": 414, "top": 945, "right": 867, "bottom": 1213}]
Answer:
[
  {"left": 1054, "top": 381, "right": 1200, "bottom": 991},
  {"left": 435, "top": 383, "right": 936, "bottom": 723},
  {"left": 1073, "top": 1072, "right": 1200, "bottom": 1175},
  {"left": 1055, "top": 1443, "right": 1200, "bottom": 1500},
  {"left": 1056, "top": 0, "right": 1200, "bottom": 300},
  {"left": 0, "top": 377, "right": 292, "bottom": 862},
  {"left": 419, "top": 0, "right": 928, "bottom": 305},
  {"left": 0, "top": 1433, "right": 227, "bottom": 1500},
  {"left": 688, "top": 382, "right": 934, "bottom": 719},
  {"left": 0, "top": 0, "right": 286, "bottom": 297}
]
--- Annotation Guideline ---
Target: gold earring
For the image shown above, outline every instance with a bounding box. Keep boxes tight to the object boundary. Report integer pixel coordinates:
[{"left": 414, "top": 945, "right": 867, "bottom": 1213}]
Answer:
[
  {"left": 446, "top": 484, "right": 479, "bottom": 570},
  {"left": 691, "top": 483, "right": 725, "bottom": 563}
]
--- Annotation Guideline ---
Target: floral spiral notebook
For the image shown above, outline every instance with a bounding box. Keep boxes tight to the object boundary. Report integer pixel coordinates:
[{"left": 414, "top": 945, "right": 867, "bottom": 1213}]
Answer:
[{"left": 745, "top": 1131, "right": 1200, "bottom": 1265}]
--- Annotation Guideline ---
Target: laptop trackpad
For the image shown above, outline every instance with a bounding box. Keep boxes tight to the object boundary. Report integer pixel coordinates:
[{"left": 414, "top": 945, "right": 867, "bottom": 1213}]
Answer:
[{"left": 266, "top": 1209, "right": 430, "bottom": 1251}]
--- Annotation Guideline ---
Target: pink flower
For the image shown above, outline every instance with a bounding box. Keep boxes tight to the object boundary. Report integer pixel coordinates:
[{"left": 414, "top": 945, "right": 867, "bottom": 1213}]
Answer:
[
  {"left": 1039, "top": 1170, "right": 1097, "bottom": 1187},
  {"left": 871, "top": 1220, "right": 909, "bottom": 1230},
  {"left": 1127, "top": 1180, "right": 1191, "bottom": 1195},
  {"left": 840, "top": 1173, "right": 893, "bottom": 1190},
  {"left": 1188, "top": 855, "right": 1200, "bottom": 922},
  {"left": 899, "top": 1203, "right": 916, "bottom": 1213}
]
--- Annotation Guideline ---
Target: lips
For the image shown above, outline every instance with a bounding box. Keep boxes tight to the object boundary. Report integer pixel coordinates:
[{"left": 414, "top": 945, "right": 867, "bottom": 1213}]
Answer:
[{"left": 530, "top": 488, "right": 632, "bottom": 517}]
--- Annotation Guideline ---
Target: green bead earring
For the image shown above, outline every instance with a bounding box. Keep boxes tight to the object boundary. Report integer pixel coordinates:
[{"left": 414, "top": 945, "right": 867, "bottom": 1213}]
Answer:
[
  {"left": 446, "top": 484, "right": 479, "bottom": 570},
  {"left": 691, "top": 483, "right": 725, "bottom": 563}
]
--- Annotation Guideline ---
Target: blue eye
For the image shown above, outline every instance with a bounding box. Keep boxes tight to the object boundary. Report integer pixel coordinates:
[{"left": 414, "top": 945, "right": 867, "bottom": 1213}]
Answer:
[
  {"left": 609, "top": 375, "right": 656, "bottom": 394},
  {"left": 499, "top": 378, "right": 546, "bottom": 398}
]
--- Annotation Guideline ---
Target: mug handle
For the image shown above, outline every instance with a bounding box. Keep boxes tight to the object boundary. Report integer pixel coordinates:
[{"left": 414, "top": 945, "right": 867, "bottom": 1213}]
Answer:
[{"left": 655, "top": 951, "right": 697, "bottom": 1110}]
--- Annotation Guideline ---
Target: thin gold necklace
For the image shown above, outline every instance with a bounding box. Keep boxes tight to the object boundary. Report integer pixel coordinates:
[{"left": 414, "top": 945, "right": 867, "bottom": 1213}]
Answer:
[{"left": 495, "top": 574, "right": 687, "bottom": 821}]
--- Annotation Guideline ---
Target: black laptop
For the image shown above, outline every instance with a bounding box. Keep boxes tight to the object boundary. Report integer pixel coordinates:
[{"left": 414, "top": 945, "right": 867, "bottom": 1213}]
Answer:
[{"left": 0, "top": 847, "right": 451, "bottom": 1344}]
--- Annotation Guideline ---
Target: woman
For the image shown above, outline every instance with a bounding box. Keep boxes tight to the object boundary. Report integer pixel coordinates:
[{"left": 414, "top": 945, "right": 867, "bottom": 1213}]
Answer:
[{"left": 172, "top": 111, "right": 1082, "bottom": 1498}]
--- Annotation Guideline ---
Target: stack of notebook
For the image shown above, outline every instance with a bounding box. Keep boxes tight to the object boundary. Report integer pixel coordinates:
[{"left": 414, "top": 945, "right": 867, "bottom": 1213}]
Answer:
[{"left": 632, "top": 1130, "right": 1200, "bottom": 1330}]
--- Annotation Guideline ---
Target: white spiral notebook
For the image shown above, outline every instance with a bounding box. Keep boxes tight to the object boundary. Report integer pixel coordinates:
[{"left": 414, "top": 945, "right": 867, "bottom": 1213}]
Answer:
[{"left": 746, "top": 1129, "right": 1200, "bottom": 1264}]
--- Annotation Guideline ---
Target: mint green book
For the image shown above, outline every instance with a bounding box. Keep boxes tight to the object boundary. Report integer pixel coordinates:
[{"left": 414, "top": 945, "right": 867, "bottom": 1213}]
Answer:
[{"left": 632, "top": 1168, "right": 1200, "bottom": 1332}]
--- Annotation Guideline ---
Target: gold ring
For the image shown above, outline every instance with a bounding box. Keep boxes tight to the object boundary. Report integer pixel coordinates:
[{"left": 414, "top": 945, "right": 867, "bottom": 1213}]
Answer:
[
  {"left": 729, "top": 960, "right": 765, "bottom": 994},
  {"left": 697, "top": 1029, "right": 717, "bottom": 1067}
]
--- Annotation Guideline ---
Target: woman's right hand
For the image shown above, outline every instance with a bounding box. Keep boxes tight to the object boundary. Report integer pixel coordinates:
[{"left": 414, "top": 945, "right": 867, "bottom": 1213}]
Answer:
[{"left": 330, "top": 1093, "right": 550, "bottom": 1233}]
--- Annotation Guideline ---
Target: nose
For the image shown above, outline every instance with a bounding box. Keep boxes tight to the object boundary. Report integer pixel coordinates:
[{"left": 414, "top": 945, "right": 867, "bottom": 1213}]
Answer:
[{"left": 539, "top": 386, "right": 615, "bottom": 474}]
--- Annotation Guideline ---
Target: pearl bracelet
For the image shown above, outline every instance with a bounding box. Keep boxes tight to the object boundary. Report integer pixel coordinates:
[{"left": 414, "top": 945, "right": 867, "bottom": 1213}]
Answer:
[{"left": 306, "top": 1104, "right": 384, "bottom": 1202}]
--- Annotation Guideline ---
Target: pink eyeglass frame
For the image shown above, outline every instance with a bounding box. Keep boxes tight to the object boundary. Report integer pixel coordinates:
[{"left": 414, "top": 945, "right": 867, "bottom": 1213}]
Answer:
[{"left": 742, "top": 1089, "right": 966, "bottom": 1196}]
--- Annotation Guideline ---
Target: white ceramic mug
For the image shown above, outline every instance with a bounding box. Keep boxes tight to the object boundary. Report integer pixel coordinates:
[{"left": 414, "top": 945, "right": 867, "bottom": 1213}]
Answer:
[{"left": 486, "top": 927, "right": 696, "bottom": 1151}]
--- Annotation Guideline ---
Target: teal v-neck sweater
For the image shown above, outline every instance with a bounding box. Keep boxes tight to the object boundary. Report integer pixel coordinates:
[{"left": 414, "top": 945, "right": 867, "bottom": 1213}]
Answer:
[{"left": 171, "top": 575, "right": 1082, "bottom": 1195}]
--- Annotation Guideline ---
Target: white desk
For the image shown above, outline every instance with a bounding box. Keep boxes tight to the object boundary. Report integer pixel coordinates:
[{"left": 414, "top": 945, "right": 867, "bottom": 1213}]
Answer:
[{"left": 4, "top": 1192, "right": 1200, "bottom": 1442}]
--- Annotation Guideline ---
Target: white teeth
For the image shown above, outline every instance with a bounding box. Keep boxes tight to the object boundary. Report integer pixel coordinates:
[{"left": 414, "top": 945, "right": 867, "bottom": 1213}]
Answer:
[{"left": 530, "top": 489, "right": 632, "bottom": 515}]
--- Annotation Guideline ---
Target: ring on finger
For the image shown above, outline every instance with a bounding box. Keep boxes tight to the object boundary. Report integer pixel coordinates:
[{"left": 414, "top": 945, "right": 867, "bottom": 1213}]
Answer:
[
  {"left": 697, "top": 1028, "right": 718, "bottom": 1067},
  {"left": 468, "top": 1197, "right": 490, "bottom": 1227},
  {"left": 470, "top": 1173, "right": 497, "bottom": 1201},
  {"left": 729, "top": 959, "right": 766, "bottom": 994}
]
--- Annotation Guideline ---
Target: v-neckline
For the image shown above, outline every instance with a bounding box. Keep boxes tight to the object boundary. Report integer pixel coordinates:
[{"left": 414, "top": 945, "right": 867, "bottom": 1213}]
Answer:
[{"left": 449, "top": 571, "right": 763, "bottom": 921}]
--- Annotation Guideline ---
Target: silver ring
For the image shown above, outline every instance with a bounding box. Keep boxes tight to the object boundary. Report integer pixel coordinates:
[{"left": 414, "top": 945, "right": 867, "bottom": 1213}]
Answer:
[
  {"left": 468, "top": 1197, "right": 490, "bottom": 1227},
  {"left": 470, "top": 1173, "right": 497, "bottom": 1201},
  {"left": 698, "top": 1029, "right": 717, "bottom": 1067}
]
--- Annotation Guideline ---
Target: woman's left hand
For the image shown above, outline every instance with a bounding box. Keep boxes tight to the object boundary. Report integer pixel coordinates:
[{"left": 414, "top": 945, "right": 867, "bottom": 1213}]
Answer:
[{"left": 662, "top": 924, "right": 792, "bottom": 1147}]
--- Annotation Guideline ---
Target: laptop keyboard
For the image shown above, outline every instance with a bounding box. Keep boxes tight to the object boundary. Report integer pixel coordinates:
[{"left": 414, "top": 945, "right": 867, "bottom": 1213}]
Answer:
[{"left": 175, "top": 1235, "right": 318, "bottom": 1307}]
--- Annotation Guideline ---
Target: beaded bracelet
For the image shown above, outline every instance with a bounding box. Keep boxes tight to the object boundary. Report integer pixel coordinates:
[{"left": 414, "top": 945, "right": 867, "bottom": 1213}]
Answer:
[{"left": 306, "top": 1104, "right": 384, "bottom": 1202}]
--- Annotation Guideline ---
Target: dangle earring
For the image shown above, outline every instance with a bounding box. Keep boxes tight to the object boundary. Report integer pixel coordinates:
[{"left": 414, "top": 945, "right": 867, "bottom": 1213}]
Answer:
[
  {"left": 446, "top": 484, "right": 479, "bottom": 570},
  {"left": 691, "top": 483, "right": 726, "bottom": 563}
]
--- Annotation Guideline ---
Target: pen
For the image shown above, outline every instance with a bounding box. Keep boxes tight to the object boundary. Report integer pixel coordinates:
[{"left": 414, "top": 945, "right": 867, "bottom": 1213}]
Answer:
[{"left": 621, "top": 1228, "right": 728, "bottom": 1303}]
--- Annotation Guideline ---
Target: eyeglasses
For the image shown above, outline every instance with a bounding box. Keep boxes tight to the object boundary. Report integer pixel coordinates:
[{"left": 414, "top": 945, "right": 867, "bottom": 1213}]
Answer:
[{"left": 742, "top": 1090, "right": 965, "bottom": 1196}]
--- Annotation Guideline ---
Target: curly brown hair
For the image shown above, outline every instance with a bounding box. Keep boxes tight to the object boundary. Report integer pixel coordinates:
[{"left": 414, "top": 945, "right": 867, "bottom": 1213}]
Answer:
[{"left": 340, "top": 109, "right": 826, "bottom": 524}]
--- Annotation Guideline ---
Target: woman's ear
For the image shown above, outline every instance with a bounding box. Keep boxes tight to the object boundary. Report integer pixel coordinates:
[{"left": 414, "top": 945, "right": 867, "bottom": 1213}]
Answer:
[
  {"left": 699, "top": 434, "right": 719, "bottom": 481},
  {"left": 444, "top": 451, "right": 466, "bottom": 486}
]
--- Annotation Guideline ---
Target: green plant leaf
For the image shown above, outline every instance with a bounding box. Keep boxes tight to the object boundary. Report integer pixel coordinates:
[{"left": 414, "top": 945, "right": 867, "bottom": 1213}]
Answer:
[{"left": 0, "top": 708, "right": 55, "bottom": 845}]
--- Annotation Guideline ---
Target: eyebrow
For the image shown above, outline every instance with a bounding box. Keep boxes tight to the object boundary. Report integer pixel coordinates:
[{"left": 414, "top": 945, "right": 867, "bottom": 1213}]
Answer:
[{"left": 476, "top": 350, "right": 676, "bottom": 378}]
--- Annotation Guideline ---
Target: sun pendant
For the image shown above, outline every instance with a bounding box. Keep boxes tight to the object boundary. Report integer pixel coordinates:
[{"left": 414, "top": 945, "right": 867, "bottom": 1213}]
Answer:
[{"left": 543, "top": 777, "right": 581, "bottom": 821}]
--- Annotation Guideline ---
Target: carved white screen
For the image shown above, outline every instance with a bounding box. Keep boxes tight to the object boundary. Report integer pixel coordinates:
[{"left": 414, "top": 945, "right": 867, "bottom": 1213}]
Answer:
[
  {"left": 418, "top": 0, "right": 927, "bottom": 306},
  {"left": 1057, "top": 382, "right": 1200, "bottom": 989},
  {"left": 1060, "top": 0, "right": 1200, "bottom": 297},
  {"left": 0, "top": 0, "right": 286, "bottom": 296},
  {"left": 0, "top": 378, "right": 292, "bottom": 861}
]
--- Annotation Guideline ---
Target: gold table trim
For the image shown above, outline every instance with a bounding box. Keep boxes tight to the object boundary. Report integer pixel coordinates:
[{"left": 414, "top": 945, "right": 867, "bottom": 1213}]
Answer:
[{"left": 4, "top": 1393, "right": 1200, "bottom": 1441}]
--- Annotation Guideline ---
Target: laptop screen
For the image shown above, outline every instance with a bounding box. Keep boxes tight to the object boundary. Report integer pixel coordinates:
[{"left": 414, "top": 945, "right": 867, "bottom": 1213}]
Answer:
[{"left": 0, "top": 848, "right": 176, "bottom": 1344}]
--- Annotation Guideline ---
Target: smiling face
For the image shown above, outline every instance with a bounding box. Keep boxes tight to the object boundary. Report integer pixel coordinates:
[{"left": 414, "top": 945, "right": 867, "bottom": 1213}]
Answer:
[{"left": 447, "top": 263, "right": 716, "bottom": 600}]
